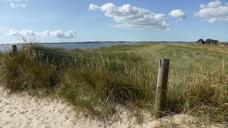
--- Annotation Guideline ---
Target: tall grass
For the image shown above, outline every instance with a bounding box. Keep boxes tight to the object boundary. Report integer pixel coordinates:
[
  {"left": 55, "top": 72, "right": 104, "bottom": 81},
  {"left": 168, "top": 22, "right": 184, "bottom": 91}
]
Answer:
[
  {"left": 0, "top": 45, "right": 58, "bottom": 95},
  {"left": 0, "top": 44, "right": 227, "bottom": 123}
]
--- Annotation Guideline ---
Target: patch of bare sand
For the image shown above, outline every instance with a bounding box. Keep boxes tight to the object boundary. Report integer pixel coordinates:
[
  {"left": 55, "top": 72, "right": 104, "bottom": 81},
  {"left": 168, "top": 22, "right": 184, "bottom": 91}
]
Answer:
[{"left": 0, "top": 87, "right": 226, "bottom": 128}]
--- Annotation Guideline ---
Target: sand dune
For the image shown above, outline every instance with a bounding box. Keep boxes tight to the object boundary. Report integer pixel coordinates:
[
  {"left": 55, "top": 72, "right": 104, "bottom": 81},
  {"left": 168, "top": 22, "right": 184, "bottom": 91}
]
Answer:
[
  {"left": 0, "top": 87, "right": 76, "bottom": 128},
  {"left": 0, "top": 87, "right": 225, "bottom": 128}
]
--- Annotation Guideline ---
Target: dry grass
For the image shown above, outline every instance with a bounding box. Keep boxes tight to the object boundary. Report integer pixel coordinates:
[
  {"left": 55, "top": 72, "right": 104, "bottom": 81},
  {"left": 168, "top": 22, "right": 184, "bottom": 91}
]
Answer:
[{"left": 0, "top": 43, "right": 227, "bottom": 123}]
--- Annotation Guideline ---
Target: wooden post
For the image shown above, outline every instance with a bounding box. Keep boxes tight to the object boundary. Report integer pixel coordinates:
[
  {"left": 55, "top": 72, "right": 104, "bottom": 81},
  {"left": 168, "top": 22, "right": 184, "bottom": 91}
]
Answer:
[
  {"left": 154, "top": 59, "right": 170, "bottom": 118},
  {"left": 11, "top": 45, "right": 17, "bottom": 54}
]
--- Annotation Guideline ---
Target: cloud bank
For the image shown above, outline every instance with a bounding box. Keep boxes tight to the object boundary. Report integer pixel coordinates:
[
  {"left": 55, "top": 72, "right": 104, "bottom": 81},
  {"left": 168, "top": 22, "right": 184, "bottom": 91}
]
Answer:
[
  {"left": 195, "top": 0, "right": 228, "bottom": 23},
  {"left": 89, "top": 3, "right": 170, "bottom": 31},
  {"left": 169, "top": 9, "right": 186, "bottom": 21},
  {"left": 6, "top": 29, "right": 77, "bottom": 38},
  {"left": 39, "top": 30, "right": 77, "bottom": 38}
]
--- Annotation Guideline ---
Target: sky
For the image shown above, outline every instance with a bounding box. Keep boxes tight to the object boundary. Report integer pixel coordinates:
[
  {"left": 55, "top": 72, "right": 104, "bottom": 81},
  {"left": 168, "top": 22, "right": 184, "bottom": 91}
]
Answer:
[{"left": 0, "top": 0, "right": 228, "bottom": 43}]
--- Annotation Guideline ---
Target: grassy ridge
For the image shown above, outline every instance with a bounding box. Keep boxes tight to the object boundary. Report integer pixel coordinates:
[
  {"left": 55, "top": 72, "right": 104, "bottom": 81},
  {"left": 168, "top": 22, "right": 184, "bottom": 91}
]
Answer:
[{"left": 0, "top": 44, "right": 227, "bottom": 122}]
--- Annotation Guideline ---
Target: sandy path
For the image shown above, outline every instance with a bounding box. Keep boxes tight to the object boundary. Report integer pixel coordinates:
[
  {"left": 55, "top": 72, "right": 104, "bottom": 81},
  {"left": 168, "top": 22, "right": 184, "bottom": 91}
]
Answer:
[
  {"left": 0, "top": 87, "right": 77, "bottom": 128},
  {"left": 0, "top": 87, "right": 226, "bottom": 128}
]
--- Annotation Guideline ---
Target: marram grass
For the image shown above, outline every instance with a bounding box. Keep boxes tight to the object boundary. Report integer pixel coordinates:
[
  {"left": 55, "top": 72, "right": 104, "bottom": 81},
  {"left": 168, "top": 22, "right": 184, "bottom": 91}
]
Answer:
[{"left": 0, "top": 44, "right": 227, "bottom": 123}]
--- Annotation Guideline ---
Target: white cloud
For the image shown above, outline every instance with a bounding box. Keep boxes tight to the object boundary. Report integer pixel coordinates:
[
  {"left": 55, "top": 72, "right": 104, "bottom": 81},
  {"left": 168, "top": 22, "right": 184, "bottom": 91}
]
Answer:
[
  {"left": 39, "top": 30, "right": 77, "bottom": 38},
  {"left": 195, "top": 0, "right": 228, "bottom": 23},
  {"left": 89, "top": 4, "right": 100, "bottom": 11},
  {"left": 6, "top": 0, "right": 24, "bottom": 2},
  {"left": 5, "top": 0, "right": 27, "bottom": 9},
  {"left": 169, "top": 9, "right": 186, "bottom": 21},
  {"left": 6, "top": 29, "right": 35, "bottom": 37},
  {"left": 10, "top": 2, "right": 27, "bottom": 8},
  {"left": 89, "top": 3, "right": 170, "bottom": 31},
  {"left": 6, "top": 29, "right": 77, "bottom": 38}
]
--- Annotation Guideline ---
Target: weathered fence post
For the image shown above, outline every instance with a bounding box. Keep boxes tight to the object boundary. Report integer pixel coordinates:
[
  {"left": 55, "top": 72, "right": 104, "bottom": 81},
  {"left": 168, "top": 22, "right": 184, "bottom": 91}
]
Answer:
[
  {"left": 11, "top": 45, "right": 17, "bottom": 54},
  {"left": 154, "top": 59, "right": 170, "bottom": 118}
]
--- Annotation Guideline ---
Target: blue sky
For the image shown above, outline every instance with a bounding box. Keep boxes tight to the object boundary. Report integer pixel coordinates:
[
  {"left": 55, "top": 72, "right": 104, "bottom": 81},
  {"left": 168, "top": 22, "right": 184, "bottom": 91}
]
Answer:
[{"left": 0, "top": 0, "right": 228, "bottom": 43}]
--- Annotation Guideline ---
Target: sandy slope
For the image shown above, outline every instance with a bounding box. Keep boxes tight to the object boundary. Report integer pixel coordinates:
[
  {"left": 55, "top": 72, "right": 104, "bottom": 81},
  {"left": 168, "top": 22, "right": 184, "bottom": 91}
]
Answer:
[
  {"left": 0, "top": 87, "right": 76, "bottom": 128},
  {"left": 0, "top": 87, "right": 225, "bottom": 128}
]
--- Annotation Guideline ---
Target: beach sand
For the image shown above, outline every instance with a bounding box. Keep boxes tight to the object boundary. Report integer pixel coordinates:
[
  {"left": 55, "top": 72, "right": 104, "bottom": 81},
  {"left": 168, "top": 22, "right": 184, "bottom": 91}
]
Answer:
[{"left": 0, "top": 87, "right": 225, "bottom": 128}]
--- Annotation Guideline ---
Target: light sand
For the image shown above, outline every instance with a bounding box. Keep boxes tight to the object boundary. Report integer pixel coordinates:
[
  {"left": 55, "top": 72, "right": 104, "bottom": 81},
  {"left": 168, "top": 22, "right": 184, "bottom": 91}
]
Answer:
[{"left": 0, "top": 87, "right": 225, "bottom": 128}]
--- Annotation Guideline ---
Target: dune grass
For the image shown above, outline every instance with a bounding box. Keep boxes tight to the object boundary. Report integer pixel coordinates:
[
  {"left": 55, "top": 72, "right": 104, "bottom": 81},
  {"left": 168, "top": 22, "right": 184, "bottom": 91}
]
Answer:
[{"left": 0, "top": 44, "right": 227, "bottom": 123}]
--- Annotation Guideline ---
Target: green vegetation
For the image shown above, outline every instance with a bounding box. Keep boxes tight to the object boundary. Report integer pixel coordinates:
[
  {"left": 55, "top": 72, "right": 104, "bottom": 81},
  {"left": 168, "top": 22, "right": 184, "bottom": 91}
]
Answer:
[{"left": 0, "top": 44, "right": 227, "bottom": 123}]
